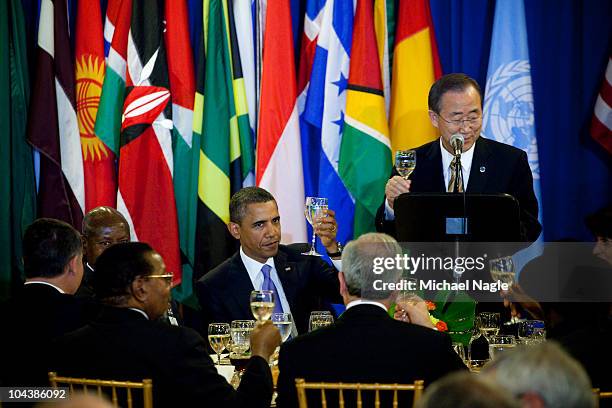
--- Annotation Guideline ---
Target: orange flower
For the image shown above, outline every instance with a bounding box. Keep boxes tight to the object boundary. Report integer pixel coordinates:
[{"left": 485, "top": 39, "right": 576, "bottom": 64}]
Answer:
[
  {"left": 425, "top": 300, "right": 436, "bottom": 311},
  {"left": 436, "top": 321, "right": 448, "bottom": 332}
]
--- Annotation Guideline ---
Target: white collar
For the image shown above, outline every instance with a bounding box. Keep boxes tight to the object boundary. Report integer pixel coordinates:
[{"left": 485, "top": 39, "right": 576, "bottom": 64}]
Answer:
[
  {"left": 240, "top": 246, "right": 276, "bottom": 283},
  {"left": 85, "top": 262, "right": 95, "bottom": 272},
  {"left": 345, "top": 299, "right": 388, "bottom": 312},
  {"left": 128, "top": 308, "right": 150, "bottom": 320},
  {"left": 440, "top": 137, "right": 476, "bottom": 188},
  {"left": 24, "top": 280, "right": 65, "bottom": 294}
]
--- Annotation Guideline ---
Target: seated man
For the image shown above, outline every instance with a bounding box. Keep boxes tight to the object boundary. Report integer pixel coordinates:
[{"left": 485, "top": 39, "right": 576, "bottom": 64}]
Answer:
[
  {"left": 482, "top": 342, "right": 595, "bottom": 408},
  {"left": 376, "top": 73, "right": 541, "bottom": 242},
  {"left": 0, "top": 218, "right": 89, "bottom": 387},
  {"left": 196, "top": 187, "right": 342, "bottom": 335},
  {"left": 78, "top": 206, "right": 130, "bottom": 298},
  {"left": 52, "top": 242, "right": 280, "bottom": 408},
  {"left": 276, "top": 233, "right": 466, "bottom": 408}
]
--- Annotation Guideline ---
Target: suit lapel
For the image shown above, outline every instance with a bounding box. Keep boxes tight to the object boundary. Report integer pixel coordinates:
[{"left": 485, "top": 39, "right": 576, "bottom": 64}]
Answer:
[
  {"left": 466, "top": 137, "right": 491, "bottom": 193},
  {"left": 274, "top": 248, "right": 299, "bottom": 312},
  {"left": 229, "top": 253, "right": 255, "bottom": 317},
  {"left": 422, "top": 141, "right": 445, "bottom": 192}
]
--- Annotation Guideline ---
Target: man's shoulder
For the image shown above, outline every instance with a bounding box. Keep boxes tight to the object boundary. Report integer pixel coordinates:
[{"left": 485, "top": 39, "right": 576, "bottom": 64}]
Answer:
[
  {"left": 479, "top": 137, "right": 526, "bottom": 159},
  {"left": 197, "top": 253, "right": 240, "bottom": 286}
]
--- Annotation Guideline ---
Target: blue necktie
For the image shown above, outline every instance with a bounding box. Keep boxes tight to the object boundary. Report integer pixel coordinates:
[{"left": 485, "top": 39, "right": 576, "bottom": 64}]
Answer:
[{"left": 261, "top": 264, "right": 283, "bottom": 314}]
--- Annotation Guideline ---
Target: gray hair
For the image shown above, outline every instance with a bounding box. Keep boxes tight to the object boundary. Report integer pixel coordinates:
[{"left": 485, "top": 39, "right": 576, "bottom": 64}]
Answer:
[
  {"left": 482, "top": 341, "right": 595, "bottom": 408},
  {"left": 417, "top": 372, "right": 520, "bottom": 408},
  {"left": 342, "top": 232, "right": 402, "bottom": 300}
]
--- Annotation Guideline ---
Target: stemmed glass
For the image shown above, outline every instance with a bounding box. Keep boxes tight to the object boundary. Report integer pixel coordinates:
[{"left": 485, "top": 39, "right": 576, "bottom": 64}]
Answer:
[
  {"left": 478, "top": 312, "right": 500, "bottom": 342},
  {"left": 250, "top": 290, "right": 275, "bottom": 322},
  {"left": 395, "top": 278, "right": 419, "bottom": 320},
  {"left": 303, "top": 197, "right": 328, "bottom": 256},
  {"left": 490, "top": 257, "right": 522, "bottom": 324},
  {"left": 395, "top": 150, "right": 417, "bottom": 179},
  {"left": 229, "top": 320, "right": 256, "bottom": 389},
  {"left": 518, "top": 320, "right": 546, "bottom": 345},
  {"left": 271, "top": 312, "right": 293, "bottom": 343},
  {"left": 308, "top": 311, "right": 334, "bottom": 332},
  {"left": 208, "top": 323, "right": 230, "bottom": 365},
  {"left": 488, "top": 335, "right": 516, "bottom": 360}
]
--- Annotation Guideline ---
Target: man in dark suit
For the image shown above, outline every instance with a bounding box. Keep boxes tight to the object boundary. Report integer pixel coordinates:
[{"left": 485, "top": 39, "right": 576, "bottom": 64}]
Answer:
[
  {"left": 196, "top": 187, "right": 342, "bottom": 335},
  {"left": 276, "top": 233, "right": 467, "bottom": 408},
  {"left": 52, "top": 242, "right": 281, "bottom": 408},
  {"left": 376, "top": 73, "right": 541, "bottom": 242},
  {"left": 0, "top": 218, "right": 89, "bottom": 387}
]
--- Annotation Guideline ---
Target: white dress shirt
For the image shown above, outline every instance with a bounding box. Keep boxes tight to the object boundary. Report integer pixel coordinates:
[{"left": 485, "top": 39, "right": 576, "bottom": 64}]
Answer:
[{"left": 345, "top": 299, "right": 388, "bottom": 312}]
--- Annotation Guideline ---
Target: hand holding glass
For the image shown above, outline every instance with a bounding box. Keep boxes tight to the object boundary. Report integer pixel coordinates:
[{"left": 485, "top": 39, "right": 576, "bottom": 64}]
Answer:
[
  {"left": 303, "top": 197, "right": 328, "bottom": 256},
  {"left": 250, "top": 290, "right": 275, "bottom": 322},
  {"left": 395, "top": 150, "right": 416, "bottom": 179},
  {"left": 489, "top": 256, "right": 515, "bottom": 285}
]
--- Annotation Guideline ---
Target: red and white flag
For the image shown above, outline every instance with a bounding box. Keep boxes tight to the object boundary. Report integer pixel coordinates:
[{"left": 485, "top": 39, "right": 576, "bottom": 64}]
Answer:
[
  {"left": 591, "top": 56, "right": 612, "bottom": 155},
  {"left": 257, "top": 1, "right": 307, "bottom": 243}
]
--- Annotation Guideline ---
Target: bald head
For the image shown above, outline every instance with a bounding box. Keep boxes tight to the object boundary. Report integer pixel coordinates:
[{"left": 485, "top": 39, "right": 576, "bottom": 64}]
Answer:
[{"left": 82, "top": 206, "right": 130, "bottom": 265}]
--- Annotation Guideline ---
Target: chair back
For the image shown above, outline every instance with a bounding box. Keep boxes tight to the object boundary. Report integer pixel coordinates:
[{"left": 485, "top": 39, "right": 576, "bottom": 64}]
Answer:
[
  {"left": 49, "top": 372, "right": 153, "bottom": 408},
  {"left": 593, "top": 388, "right": 612, "bottom": 408},
  {"left": 295, "top": 378, "right": 424, "bottom": 408}
]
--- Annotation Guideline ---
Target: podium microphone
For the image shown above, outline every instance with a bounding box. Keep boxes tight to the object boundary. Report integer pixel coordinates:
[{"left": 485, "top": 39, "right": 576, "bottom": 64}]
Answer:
[{"left": 450, "top": 133, "right": 464, "bottom": 156}]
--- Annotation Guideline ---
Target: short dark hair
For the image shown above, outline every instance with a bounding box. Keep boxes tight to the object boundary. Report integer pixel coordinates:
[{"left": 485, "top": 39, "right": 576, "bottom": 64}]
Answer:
[
  {"left": 93, "top": 242, "right": 156, "bottom": 303},
  {"left": 428, "top": 73, "right": 483, "bottom": 113},
  {"left": 585, "top": 204, "right": 612, "bottom": 239},
  {"left": 229, "top": 187, "right": 276, "bottom": 224},
  {"left": 23, "top": 218, "right": 82, "bottom": 279}
]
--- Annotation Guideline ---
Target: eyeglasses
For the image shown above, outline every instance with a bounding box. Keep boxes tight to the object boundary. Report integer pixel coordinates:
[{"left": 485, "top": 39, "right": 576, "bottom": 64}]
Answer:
[
  {"left": 145, "top": 273, "right": 174, "bottom": 285},
  {"left": 437, "top": 113, "right": 482, "bottom": 128}
]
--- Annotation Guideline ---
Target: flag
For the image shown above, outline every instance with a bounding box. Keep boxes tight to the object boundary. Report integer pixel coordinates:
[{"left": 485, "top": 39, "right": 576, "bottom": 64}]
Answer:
[
  {"left": 389, "top": 0, "right": 442, "bottom": 151},
  {"left": 118, "top": 0, "right": 181, "bottom": 284},
  {"left": 299, "top": 0, "right": 355, "bottom": 247},
  {"left": 194, "top": 0, "right": 248, "bottom": 278},
  {"left": 165, "top": 0, "right": 197, "bottom": 303},
  {"left": 590, "top": 56, "right": 612, "bottom": 155},
  {"left": 76, "top": 0, "right": 117, "bottom": 211},
  {"left": 339, "top": 0, "right": 392, "bottom": 236},
  {"left": 0, "top": 0, "right": 36, "bottom": 300},
  {"left": 257, "top": 1, "right": 307, "bottom": 243},
  {"left": 374, "top": 0, "right": 391, "bottom": 117},
  {"left": 27, "top": 0, "right": 85, "bottom": 229}
]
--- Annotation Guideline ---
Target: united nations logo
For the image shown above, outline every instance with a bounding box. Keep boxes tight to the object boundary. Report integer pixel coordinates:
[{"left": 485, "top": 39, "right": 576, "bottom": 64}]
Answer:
[{"left": 483, "top": 60, "right": 540, "bottom": 179}]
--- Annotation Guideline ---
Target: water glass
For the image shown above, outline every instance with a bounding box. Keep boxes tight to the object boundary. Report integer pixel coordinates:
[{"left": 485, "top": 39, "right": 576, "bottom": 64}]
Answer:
[
  {"left": 488, "top": 335, "right": 516, "bottom": 360},
  {"left": 309, "top": 311, "right": 334, "bottom": 332},
  {"left": 250, "top": 290, "right": 275, "bottom": 322}
]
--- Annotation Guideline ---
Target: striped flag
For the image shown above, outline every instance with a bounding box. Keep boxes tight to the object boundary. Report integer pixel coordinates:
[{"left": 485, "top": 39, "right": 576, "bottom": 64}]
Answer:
[
  {"left": 339, "top": 0, "right": 391, "bottom": 236},
  {"left": 118, "top": 0, "right": 181, "bottom": 284},
  {"left": 76, "top": 0, "right": 117, "bottom": 211},
  {"left": 374, "top": 0, "right": 391, "bottom": 117},
  {"left": 389, "top": 0, "right": 442, "bottom": 151},
  {"left": 257, "top": 0, "right": 307, "bottom": 243},
  {"left": 165, "top": 0, "right": 196, "bottom": 301},
  {"left": 590, "top": 56, "right": 612, "bottom": 155},
  {"left": 299, "top": 0, "right": 355, "bottom": 247},
  {"left": 27, "top": 0, "right": 85, "bottom": 229}
]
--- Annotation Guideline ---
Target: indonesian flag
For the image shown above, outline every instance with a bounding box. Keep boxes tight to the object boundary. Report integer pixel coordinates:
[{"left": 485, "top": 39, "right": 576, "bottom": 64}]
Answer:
[
  {"left": 591, "top": 56, "right": 612, "bottom": 155},
  {"left": 76, "top": 0, "right": 117, "bottom": 210},
  {"left": 257, "top": 1, "right": 307, "bottom": 243}
]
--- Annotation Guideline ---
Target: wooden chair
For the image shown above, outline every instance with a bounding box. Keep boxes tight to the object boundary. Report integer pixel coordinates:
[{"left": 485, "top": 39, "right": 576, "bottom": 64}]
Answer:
[
  {"left": 295, "top": 378, "right": 425, "bottom": 408},
  {"left": 593, "top": 388, "right": 612, "bottom": 408},
  {"left": 49, "top": 372, "right": 153, "bottom": 408}
]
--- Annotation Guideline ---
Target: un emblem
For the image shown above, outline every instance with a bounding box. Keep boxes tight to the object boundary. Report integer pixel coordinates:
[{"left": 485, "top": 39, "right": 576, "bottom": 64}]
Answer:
[{"left": 483, "top": 60, "right": 540, "bottom": 180}]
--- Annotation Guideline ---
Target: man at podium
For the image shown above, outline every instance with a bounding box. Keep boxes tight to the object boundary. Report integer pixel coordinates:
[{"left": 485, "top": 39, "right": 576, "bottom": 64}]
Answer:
[{"left": 375, "top": 73, "right": 541, "bottom": 243}]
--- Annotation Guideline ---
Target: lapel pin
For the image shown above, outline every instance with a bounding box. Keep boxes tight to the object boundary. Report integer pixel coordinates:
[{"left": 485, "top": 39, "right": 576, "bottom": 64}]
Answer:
[
  {"left": 285, "top": 267, "right": 291, "bottom": 271},
  {"left": 480, "top": 166, "right": 486, "bottom": 173}
]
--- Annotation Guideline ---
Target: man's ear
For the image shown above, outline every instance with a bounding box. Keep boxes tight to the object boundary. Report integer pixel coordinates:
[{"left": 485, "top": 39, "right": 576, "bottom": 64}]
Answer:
[
  {"left": 338, "top": 271, "right": 348, "bottom": 297},
  {"left": 227, "top": 222, "right": 241, "bottom": 240},
  {"left": 65, "top": 254, "right": 80, "bottom": 276},
  {"left": 130, "top": 277, "right": 148, "bottom": 303},
  {"left": 428, "top": 110, "right": 439, "bottom": 129}
]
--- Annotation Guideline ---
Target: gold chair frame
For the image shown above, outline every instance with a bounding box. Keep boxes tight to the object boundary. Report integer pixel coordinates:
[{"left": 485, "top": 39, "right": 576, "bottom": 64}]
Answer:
[
  {"left": 593, "top": 388, "right": 612, "bottom": 408},
  {"left": 49, "top": 372, "right": 153, "bottom": 408},
  {"left": 295, "top": 378, "right": 425, "bottom": 408}
]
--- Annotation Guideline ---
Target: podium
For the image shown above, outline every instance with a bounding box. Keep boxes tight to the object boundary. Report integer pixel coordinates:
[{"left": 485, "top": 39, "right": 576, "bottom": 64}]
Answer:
[{"left": 394, "top": 193, "right": 522, "bottom": 242}]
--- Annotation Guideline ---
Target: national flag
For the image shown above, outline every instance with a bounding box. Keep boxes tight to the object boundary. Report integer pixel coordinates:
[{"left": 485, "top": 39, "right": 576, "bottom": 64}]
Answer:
[
  {"left": 118, "top": 0, "right": 181, "bottom": 284},
  {"left": 590, "top": 56, "right": 612, "bottom": 155},
  {"left": 165, "top": 0, "right": 196, "bottom": 303},
  {"left": 0, "top": 0, "right": 36, "bottom": 300},
  {"left": 389, "top": 0, "right": 442, "bottom": 151},
  {"left": 76, "top": 0, "right": 117, "bottom": 211},
  {"left": 27, "top": 0, "right": 85, "bottom": 229},
  {"left": 374, "top": 0, "right": 391, "bottom": 117},
  {"left": 299, "top": 0, "right": 355, "bottom": 248},
  {"left": 339, "top": 0, "right": 392, "bottom": 236},
  {"left": 103, "top": 0, "right": 123, "bottom": 58},
  {"left": 257, "top": 1, "right": 307, "bottom": 243}
]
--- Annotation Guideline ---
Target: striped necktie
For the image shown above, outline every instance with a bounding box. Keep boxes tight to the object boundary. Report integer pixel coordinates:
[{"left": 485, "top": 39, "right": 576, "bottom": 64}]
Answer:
[{"left": 448, "top": 157, "right": 464, "bottom": 192}]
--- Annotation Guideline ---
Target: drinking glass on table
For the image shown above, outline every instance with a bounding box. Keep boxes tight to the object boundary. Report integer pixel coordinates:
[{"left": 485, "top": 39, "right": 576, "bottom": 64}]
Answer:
[
  {"left": 478, "top": 312, "right": 500, "bottom": 342},
  {"left": 518, "top": 320, "right": 546, "bottom": 345},
  {"left": 303, "top": 197, "right": 328, "bottom": 256},
  {"left": 395, "top": 150, "right": 417, "bottom": 179},
  {"left": 309, "top": 311, "right": 334, "bottom": 332},
  {"left": 250, "top": 290, "right": 275, "bottom": 322},
  {"left": 208, "top": 323, "right": 230, "bottom": 365},
  {"left": 229, "top": 320, "right": 256, "bottom": 388},
  {"left": 271, "top": 312, "right": 293, "bottom": 343},
  {"left": 488, "top": 335, "right": 516, "bottom": 360}
]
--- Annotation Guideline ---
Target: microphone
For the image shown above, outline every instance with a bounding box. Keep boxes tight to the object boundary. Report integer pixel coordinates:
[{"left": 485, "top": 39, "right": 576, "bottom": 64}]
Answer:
[{"left": 450, "top": 133, "right": 464, "bottom": 156}]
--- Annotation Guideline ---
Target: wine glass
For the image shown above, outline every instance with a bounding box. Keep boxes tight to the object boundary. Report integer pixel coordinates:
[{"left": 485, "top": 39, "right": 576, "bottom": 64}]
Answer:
[
  {"left": 478, "top": 312, "right": 500, "bottom": 342},
  {"left": 490, "top": 257, "right": 522, "bottom": 325},
  {"left": 518, "top": 320, "right": 546, "bottom": 345},
  {"left": 308, "top": 311, "right": 334, "bottom": 332},
  {"left": 488, "top": 335, "right": 516, "bottom": 360},
  {"left": 452, "top": 342, "right": 467, "bottom": 362},
  {"left": 271, "top": 312, "right": 293, "bottom": 343},
  {"left": 208, "top": 323, "right": 230, "bottom": 365},
  {"left": 303, "top": 197, "right": 329, "bottom": 256},
  {"left": 395, "top": 278, "right": 419, "bottom": 320},
  {"left": 250, "top": 290, "right": 275, "bottom": 322},
  {"left": 395, "top": 150, "right": 417, "bottom": 179},
  {"left": 229, "top": 320, "right": 256, "bottom": 389}
]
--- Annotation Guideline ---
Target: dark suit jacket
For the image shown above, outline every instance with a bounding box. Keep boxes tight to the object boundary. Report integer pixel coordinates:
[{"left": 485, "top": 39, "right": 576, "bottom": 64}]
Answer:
[
  {"left": 51, "top": 307, "right": 273, "bottom": 408},
  {"left": 376, "top": 137, "right": 541, "bottom": 242},
  {"left": 276, "top": 304, "right": 467, "bottom": 408},
  {"left": 196, "top": 245, "right": 342, "bottom": 335},
  {"left": 0, "top": 283, "right": 93, "bottom": 388}
]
